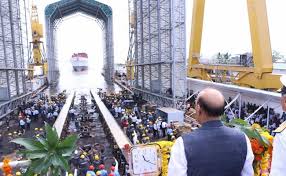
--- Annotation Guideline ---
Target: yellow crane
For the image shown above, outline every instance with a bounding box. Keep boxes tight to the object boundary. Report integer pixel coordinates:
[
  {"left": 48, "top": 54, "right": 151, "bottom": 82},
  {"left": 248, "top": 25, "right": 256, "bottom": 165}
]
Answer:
[
  {"left": 188, "top": 0, "right": 282, "bottom": 90},
  {"left": 126, "top": 0, "right": 135, "bottom": 82},
  {"left": 28, "top": 4, "right": 48, "bottom": 79}
]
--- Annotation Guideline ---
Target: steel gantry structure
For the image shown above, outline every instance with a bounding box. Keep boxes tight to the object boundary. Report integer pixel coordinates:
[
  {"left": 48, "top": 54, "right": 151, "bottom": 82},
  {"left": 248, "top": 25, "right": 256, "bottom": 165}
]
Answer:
[
  {"left": 188, "top": 0, "right": 282, "bottom": 90},
  {"left": 0, "top": 0, "right": 30, "bottom": 117},
  {"left": 130, "top": 0, "right": 187, "bottom": 108},
  {"left": 45, "top": 0, "right": 114, "bottom": 85}
]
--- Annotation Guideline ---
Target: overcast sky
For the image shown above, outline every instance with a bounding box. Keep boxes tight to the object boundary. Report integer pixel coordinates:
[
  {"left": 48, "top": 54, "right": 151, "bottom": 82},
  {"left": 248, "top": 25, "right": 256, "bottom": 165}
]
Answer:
[{"left": 31, "top": 0, "right": 286, "bottom": 65}]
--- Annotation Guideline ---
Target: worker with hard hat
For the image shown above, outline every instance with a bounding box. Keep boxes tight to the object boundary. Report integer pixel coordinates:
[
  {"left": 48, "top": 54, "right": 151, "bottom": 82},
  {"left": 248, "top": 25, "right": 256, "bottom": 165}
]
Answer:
[
  {"left": 86, "top": 165, "right": 96, "bottom": 176},
  {"left": 270, "top": 75, "right": 286, "bottom": 176},
  {"left": 79, "top": 154, "right": 89, "bottom": 175},
  {"left": 98, "top": 164, "right": 108, "bottom": 176},
  {"left": 110, "top": 166, "right": 120, "bottom": 176},
  {"left": 16, "top": 171, "right": 21, "bottom": 176},
  {"left": 96, "top": 171, "right": 101, "bottom": 176},
  {"left": 93, "top": 154, "right": 101, "bottom": 169}
]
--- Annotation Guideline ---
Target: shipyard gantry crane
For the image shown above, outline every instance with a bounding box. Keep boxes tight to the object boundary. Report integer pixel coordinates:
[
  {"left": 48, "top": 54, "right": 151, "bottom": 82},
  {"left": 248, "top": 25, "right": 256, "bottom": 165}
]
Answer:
[
  {"left": 126, "top": 0, "right": 135, "bottom": 83},
  {"left": 28, "top": 5, "right": 47, "bottom": 79},
  {"left": 188, "top": 0, "right": 282, "bottom": 90}
]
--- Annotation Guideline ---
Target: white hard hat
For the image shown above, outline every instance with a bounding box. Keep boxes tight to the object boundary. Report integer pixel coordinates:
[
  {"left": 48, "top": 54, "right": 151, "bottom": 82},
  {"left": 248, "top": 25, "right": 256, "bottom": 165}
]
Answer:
[{"left": 281, "top": 75, "right": 286, "bottom": 87}]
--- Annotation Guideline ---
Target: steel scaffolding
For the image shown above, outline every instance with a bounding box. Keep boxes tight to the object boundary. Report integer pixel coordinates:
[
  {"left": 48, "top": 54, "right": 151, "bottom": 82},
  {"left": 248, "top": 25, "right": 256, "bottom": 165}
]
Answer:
[
  {"left": 45, "top": 0, "right": 114, "bottom": 84},
  {"left": 0, "top": 0, "right": 28, "bottom": 101},
  {"left": 131, "top": 0, "right": 186, "bottom": 108}
]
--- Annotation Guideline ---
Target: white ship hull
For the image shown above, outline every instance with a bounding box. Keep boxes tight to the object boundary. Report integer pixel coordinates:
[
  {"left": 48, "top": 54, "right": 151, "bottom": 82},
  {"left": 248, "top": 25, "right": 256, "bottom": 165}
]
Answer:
[{"left": 71, "top": 53, "right": 88, "bottom": 72}]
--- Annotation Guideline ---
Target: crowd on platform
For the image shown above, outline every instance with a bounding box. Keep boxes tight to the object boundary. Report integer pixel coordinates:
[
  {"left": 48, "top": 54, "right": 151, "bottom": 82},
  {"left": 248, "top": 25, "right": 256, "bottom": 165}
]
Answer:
[
  {"left": 13, "top": 91, "right": 67, "bottom": 134},
  {"left": 224, "top": 98, "right": 286, "bottom": 134},
  {"left": 100, "top": 91, "right": 179, "bottom": 145},
  {"left": 185, "top": 90, "right": 286, "bottom": 135}
]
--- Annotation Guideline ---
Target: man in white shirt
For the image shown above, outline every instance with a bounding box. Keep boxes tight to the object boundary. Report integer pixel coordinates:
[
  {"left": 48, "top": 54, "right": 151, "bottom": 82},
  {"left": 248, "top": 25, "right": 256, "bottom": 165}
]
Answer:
[
  {"left": 270, "top": 75, "right": 286, "bottom": 176},
  {"left": 19, "top": 119, "right": 26, "bottom": 133},
  {"left": 168, "top": 88, "right": 254, "bottom": 176},
  {"left": 161, "top": 121, "right": 168, "bottom": 137}
]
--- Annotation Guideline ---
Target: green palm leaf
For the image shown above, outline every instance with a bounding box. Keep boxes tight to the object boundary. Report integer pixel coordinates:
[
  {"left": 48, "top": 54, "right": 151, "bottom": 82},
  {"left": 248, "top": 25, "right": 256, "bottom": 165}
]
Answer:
[
  {"left": 11, "top": 138, "right": 44, "bottom": 150},
  {"left": 58, "top": 134, "right": 78, "bottom": 148},
  {"left": 45, "top": 123, "right": 59, "bottom": 148},
  {"left": 13, "top": 123, "right": 77, "bottom": 175}
]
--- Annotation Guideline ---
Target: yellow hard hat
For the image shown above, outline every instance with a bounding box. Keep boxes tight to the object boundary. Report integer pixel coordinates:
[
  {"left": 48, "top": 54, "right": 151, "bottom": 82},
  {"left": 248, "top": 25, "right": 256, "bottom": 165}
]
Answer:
[
  {"left": 96, "top": 171, "right": 101, "bottom": 175},
  {"left": 13, "top": 131, "right": 17, "bottom": 134},
  {"left": 83, "top": 152, "right": 87, "bottom": 156},
  {"left": 35, "top": 128, "right": 39, "bottom": 131},
  {"left": 36, "top": 134, "right": 40, "bottom": 137},
  {"left": 94, "top": 155, "right": 99, "bottom": 160},
  {"left": 68, "top": 174, "right": 73, "bottom": 176},
  {"left": 86, "top": 174, "right": 91, "bottom": 176},
  {"left": 80, "top": 155, "right": 85, "bottom": 159},
  {"left": 16, "top": 171, "right": 21, "bottom": 175},
  {"left": 39, "top": 128, "right": 43, "bottom": 131}
]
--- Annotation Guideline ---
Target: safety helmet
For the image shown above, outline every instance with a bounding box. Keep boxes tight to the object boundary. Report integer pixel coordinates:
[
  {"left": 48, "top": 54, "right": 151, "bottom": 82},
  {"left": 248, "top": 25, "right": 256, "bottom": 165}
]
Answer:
[
  {"left": 80, "top": 155, "right": 85, "bottom": 159},
  {"left": 94, "top": 155, "right": 99, "bottom": 161},
  {"left": 8, "top": 133, "right": 12, "bottom": 136},
  {"left": 35, "top": 128, "right": 39, "bottom": 131},
  {"left": 96, "top": 171, "right": 101, "bottom": 175},
  {"left": 108, "top": 173, "right": 115, "bottom": 176},
  {"left": 68, "top": 174, "right": 73, "bottom": 176},
  {"left": 16, "top": 171, "right": 21, "bottom": 176},
  {"left": 13, "top": 131, "right": 17, "bottom": 134},
  {"left": 110, "top": 166, "right": 115, "bottom": 171},
  {"left": 39, "top": 128, "right": 43, "bottom": 131},
  {"left": 36, "top": 134, "right": 40, "bottom": 137},
  {"left": 86, "top": 174, "right": 91, "bottom": 176},
  {"left": 99, "top": 164, "right": 105, "bottom": 169},
  {"left": 89, "top": 165, "right": 95, "bottom": 170},
  {"left": 83, "top": 152, "right": 87, "bottom": 156}
]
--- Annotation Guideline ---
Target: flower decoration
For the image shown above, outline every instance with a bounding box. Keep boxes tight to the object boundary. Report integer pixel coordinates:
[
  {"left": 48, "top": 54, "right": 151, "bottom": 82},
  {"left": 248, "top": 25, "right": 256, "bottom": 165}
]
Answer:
[
  {"left": 226, "top": 119, "right": 273, "bottom": 176},
  {"left": 2, "top": 158, "right": 13, "bottom": 176}
]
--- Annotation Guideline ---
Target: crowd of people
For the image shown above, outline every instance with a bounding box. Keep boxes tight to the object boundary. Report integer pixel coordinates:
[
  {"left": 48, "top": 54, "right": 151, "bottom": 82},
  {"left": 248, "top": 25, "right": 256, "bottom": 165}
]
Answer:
[
  {"left": 15, "top": 91, "right": 67, "bottom": 134},
  {"left": 67, "top": 94, "right": 122, "bottom": 176},
  {"left": 185, "top": 90, "right": 286, "bottom": 135},
  {"left": 224, "top": 97, "right": 286, "bottom": 135},
  {"left": 100, "top": 91, "right": 179, "bottom": 145},
  {"left": 71, "top": 150, "right": 120, "bottom": 176},
  {"left": 0, "top": 91, "right": 67, "bottom": 158}
]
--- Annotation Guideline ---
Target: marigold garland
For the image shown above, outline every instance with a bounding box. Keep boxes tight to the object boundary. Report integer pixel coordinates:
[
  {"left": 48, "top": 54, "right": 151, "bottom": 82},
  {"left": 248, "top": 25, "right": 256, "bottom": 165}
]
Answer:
[
  {"left": 155, "top": 141, "right": 174, "bottom": 176},
  {"left": 250, "top": 124, "right": 273, "bottom": 176},
  {"left": 2, "top": 158, "right": 13, "bottom": 176}
]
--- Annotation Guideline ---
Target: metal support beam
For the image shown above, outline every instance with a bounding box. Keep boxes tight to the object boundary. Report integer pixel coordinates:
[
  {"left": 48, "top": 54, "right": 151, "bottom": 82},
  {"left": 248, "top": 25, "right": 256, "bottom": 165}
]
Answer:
[
  {"left": 247, "top": 0, "right": 273, "bottom": 74},
  {"left": 245, "top": 99, "right": 271, "bottom": 121},
  {"left": 225, "top": 93, "right": 240, "bottom": 110},
  {"left": 8, "top": 0, "right": 20, "bottom": 96}
]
